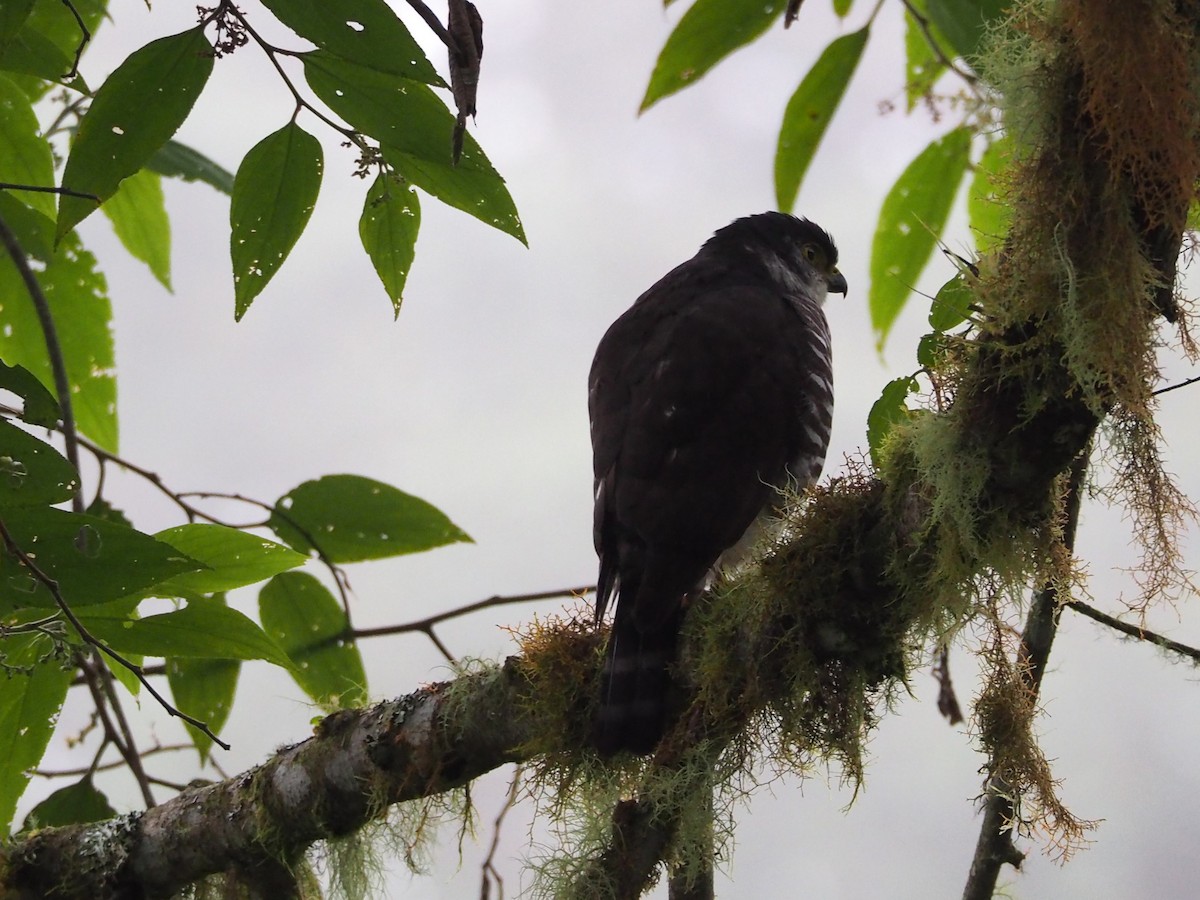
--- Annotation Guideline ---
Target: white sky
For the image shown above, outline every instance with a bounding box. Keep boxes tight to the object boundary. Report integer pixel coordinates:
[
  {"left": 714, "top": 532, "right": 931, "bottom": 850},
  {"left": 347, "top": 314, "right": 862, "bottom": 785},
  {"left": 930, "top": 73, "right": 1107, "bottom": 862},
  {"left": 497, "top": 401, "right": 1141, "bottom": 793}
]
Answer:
[{"left": 22, "top": 1, "right": 1200, "bottom": 897}]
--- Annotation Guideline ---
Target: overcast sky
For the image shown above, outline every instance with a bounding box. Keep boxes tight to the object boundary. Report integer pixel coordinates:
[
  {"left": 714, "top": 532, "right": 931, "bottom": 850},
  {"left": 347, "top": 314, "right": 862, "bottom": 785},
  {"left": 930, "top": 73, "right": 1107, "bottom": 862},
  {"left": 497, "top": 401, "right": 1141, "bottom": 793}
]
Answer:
[{"left": 25, "top": 1, "right": 1200, "bottom": 897}]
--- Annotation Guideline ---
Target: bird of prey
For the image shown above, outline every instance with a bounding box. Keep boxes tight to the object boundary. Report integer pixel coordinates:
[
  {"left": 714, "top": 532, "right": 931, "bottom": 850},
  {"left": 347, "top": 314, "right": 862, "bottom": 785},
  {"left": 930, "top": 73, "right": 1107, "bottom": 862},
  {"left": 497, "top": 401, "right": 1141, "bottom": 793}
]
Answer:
[{"left": 588, "top": 211, "right": 846, "bottom": 755}]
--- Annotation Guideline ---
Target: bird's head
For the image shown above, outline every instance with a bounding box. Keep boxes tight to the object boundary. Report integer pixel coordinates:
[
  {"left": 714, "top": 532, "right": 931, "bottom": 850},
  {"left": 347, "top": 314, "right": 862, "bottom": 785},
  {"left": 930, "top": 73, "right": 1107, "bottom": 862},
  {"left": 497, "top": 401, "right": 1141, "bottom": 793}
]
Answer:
[{"left": 705, "top": 211, "right": 847, "bottom": 305}]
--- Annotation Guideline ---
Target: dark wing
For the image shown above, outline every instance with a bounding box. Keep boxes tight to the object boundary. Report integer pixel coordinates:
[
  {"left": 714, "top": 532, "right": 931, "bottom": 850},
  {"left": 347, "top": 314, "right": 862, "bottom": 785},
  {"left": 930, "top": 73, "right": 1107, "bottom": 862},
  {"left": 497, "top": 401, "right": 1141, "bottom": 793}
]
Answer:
[{"left": 589, "top": 263, "right": 832, "bottom": 632}]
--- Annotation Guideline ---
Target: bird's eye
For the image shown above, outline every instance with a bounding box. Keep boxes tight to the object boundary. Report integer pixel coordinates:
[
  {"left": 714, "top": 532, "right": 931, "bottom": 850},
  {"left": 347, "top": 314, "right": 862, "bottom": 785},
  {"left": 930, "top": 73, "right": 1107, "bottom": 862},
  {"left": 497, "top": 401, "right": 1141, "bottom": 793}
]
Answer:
[{"left": 802, "top": 244, "right": 820, "bottom": 264}]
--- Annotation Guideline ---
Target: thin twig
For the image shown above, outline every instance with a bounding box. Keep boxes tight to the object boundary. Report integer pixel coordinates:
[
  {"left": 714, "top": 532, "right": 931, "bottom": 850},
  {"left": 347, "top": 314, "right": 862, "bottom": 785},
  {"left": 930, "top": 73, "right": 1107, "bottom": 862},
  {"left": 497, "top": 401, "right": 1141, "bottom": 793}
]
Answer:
[
  {"left": 405, "top": 0, "right": 454, "bottom": 47},
  {"left": 89, "top": 653, "right": 158, "bottom": 807},
  {"left": 0, "top": 519, "right": 232, "bottom": 751},
  {"left": 59, "top": 0, "right": 91, "bottom": 80},
  {"left": 33, "top": 742, "right": 194, "bottom": 779},
  {"left": 479, "top": 766, "right": 522, "bottom": 900},
  {"left": 0, "top": 213, "right": 83, "bottom": 513},
  {"left": 1065, "top": 600, "right": 1200, "bottom": 663},
  {"left": 1152, "top": 374, "right": 1200, "bottom": 396},
  {"left": 898, "top": 0, "right": 980, "bottom": 87},
  {"left": 961, "top": 449, "right": 1088, "bottom": 900},
  {"left": 76, "top": 657, "right": 155, "bottom": 807},
  {"left": 0, "top": 183, "right": 100, "bottom": 202}
]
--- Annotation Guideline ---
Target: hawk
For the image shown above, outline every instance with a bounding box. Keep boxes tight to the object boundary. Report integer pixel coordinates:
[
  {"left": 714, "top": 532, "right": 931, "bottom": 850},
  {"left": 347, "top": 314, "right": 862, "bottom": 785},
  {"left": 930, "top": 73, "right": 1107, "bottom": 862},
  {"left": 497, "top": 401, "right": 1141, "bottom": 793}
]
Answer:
[{"left": 588, "top": 211, "right": 846, "bottom": 755}]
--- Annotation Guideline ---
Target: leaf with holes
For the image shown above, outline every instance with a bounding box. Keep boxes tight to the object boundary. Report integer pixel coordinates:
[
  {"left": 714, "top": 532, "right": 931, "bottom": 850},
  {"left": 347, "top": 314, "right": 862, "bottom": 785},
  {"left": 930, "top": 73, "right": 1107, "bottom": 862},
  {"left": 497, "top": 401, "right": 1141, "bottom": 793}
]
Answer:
[
  {"left": 229, "top": 122, "right": 323, "bottom": 319},
  {"left": 152, "top": 523, "right": 306, "bottom": 596},
  {"left": 57, "top": 26, "right": 213, "bottom": 240},
  {"left": 260, "top": 0, "right": 442, "bottom": 85},
  {"left": 0, "top": 418, "right": 78, "bottom": 508},
  {"left": 642, "top": 0, "right": 786, "bottom": 111},
  {"left": 868, "top": 126, "right": 971, "bottom": 350},
  {"left": 269, "top": 474, "right": 471, "bottom": 563},
  {"left": 0, "top": 632, "right": 72, "bottom": 832},
  {"left": 302, "top": 51, "right": 524, "bottom": 245},
  {"left": 775, "top": 27, "right": 868, "bottom": 213},
  {"left": 0, "top": 73, "right": 55, "bottom": 219},
  {"left": 360, "top": 171, "right": 420, "bottom": 317},
  {"left": 260, "top": 572, "right": 367, "bottom": 707},
  {"left": 0, "top": 232, "right": 118, "bottom": 451}
]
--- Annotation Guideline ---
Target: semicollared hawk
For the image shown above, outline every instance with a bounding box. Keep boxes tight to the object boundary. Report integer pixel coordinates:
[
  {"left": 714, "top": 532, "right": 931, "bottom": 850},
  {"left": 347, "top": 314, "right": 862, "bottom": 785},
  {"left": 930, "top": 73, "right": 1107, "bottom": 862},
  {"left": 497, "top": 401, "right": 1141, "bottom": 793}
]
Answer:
[{"left": 588, "top": 211, "right": 846, "bottom": 755}]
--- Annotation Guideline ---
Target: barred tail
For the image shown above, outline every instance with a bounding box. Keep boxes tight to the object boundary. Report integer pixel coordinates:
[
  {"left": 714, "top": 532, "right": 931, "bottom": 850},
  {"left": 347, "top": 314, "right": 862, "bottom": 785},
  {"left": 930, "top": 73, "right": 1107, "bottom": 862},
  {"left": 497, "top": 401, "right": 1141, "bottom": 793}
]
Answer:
[{"left": 591, "top": 605, "right": 682, "bottom": 756}]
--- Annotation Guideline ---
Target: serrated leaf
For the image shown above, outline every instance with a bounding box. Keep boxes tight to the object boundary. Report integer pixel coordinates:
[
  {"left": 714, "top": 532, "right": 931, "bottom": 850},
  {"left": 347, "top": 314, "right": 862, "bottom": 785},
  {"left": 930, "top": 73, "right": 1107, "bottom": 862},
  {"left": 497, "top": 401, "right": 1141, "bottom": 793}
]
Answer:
[
  {"left": 0, "top": 632, "right": 72, "bottom": 832},
  {"left": 925, "top": 0, "right": 1009, "bottom": 61},
  {"left": 968, "top": 136, "right": 1011, "bottom": 253},
  {"left": 869, "top": 126, "right": 971, "bottom": 350},
  {"left": 0, "top": 418, "right": 78, "bottom": 508},
  {"left": 775, "top": 27, "right": 868, "bottom": 213},
  {"left": 641, "top": 0, "right": 786, "bottom": 111},
  {"left": 230, "top": 122, "right": 323, "bottom": 320},
  {"left": 929, "top": 273, "right": 974, "bottom": 331},
  {"left": 21, "top": 776, "right": 115, "bottom": 831},
  {"left": 146, "top": 139, "right": 234, "bottom": 195},
  {"left": 57, "top": 26, "right": 213, "bottom": 239},
  {"left": 80, "top": 597, "right": 294, "bottom": 669},
  {"left": 0, "top": 507, "right": 202, "bottom": 611},
  {"left": 867, "top": 376, "right": 919, "bottom": 468},
  {"left": 0, "top": 232, "right": 118, "bottom": 451},
  {"left": 269, "top": 474, "right": 471, "bottom": 563},
  {"left": 904, "top": 0, "right": 947, "bottom": 112},
  {"left": 260, "top": 0, "right": 442, "bottom": 85},
  {"left": 0, "top": 360, "right": 60, "bottom": 426},
  {"left": 301, "top": 51, "right": 525, "bottom": 245},
  {"left": 0, "top": 72, "right": 56, "bottom": 219},
  {"left": 360, "top": 172, "right": 419, "bottom": 317},
  {"left": 152, "top": 523, "right": 305, "bottom": 594},
  {"left": 101, "top": 168, "right": 172, "bottom": 290},
  {"left": 260, "top": 572, "right": 367, "bottom": 707}
]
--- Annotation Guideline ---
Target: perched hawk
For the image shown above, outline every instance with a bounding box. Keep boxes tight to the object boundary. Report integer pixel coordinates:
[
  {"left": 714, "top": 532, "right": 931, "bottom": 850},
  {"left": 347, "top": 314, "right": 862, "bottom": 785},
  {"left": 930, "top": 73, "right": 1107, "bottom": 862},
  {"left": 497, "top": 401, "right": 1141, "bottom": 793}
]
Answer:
[{"left": 588, "top": 212, "right": 846, "bottom": 755}]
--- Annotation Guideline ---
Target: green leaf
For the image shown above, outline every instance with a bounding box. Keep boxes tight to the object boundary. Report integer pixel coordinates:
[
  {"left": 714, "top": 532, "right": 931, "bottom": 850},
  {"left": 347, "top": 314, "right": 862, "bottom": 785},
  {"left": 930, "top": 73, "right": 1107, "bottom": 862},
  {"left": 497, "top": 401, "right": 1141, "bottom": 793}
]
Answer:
[
  {"left": 269, "top": 474, "right": 471, "bottom": 563},
  {"left": 259, "top": 0, "right": 443, "bottom": 85},
  {"left": 867, "top": 376, "right": 919, "bottom": 468},
  {"left": 146, "top": 139, "right": 234, "bottom": 195},
  {"left": 0, "top": 0, "right": 37, "bottom": 52},
  {"left": 0, "top": 73, "right": 55, "bottom": 219},
  {"left": 80, "top": 598, "right": 294, "bottom": 669},
  {"left": 168, "top": 655, "right": 239, "bottom": 762},
  {"left": 0, "top": 192, "right": 53, "bottom": 260},
  {"left": 0, "top": 632, "right": 72, "bottom": 832},
  {"left": 101, "top": 168, "right": 172, "bottom": 290},
  {"left": 916, "top": 331, "right": 949, "bottom": 368},
  {"left": 301, "top": 51, "right": 525, "bottom": 245},
  {"left": 868, "top": 126, "right": 971, "bottom": 350},
  {"left": 0, "top": 232, "right": 118, "bottom": 451},
  {"left": 0, "top": 24, "right": 78, "bottom": 92},
  {"left": 0, "top": 418, "right": 78, "bottom": 508},
  {"left": 359, "top": 171, "right": 419, "bottom": 317},
  {"left": 929, "top": 273, "right": 974, "bottom": 331},
  {"left": 0, "top": 360, "right": 60, "bottom": 427},
  {"left": 904, "top": 0, "right": 947, "bottom": 112},
  {"left": 21, "top": 776, "right": 116, "bottom": 831},
  {"left": 84, "top": 495, "right": 133, "bottom": 528},
  {"left": 260, "top": 572, "right": 367, "bottom": 708},
  {"left": 229, "top": 122, "right": 323, "bottom": 320},
  {"left": 57, "top": 26, "right": 214, "bottom": 239},
  {"left": 775, "top": 27, "right": 868, "bottom": 213},
  {"left": 833, "top": 0, "right": 855, "bottom": 15},
  {"left": 641, "top": 0, "right": 786, "bottom": 111},
  {"left": 0, "top": 507, "right": 202, "bottom": 611},
  {"left": 152, "top": 523, "right": 306, "bottom": 595},
  {"left": 968, "top": 136, "right": 1011, "bottom": 253},
  {"left": 165, "top": 595, "right": 239, "bottom": 762},
  {"left": 925, "top": 0, "right": 1009, "bottom": 60}
]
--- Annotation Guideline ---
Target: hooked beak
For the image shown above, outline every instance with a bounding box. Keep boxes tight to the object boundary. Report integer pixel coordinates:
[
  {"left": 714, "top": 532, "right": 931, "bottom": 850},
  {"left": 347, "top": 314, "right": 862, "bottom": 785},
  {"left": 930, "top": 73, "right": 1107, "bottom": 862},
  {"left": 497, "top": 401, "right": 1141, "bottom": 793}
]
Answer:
[{"left": 827, "top": 269, "right": 848, "bottom": 296}]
